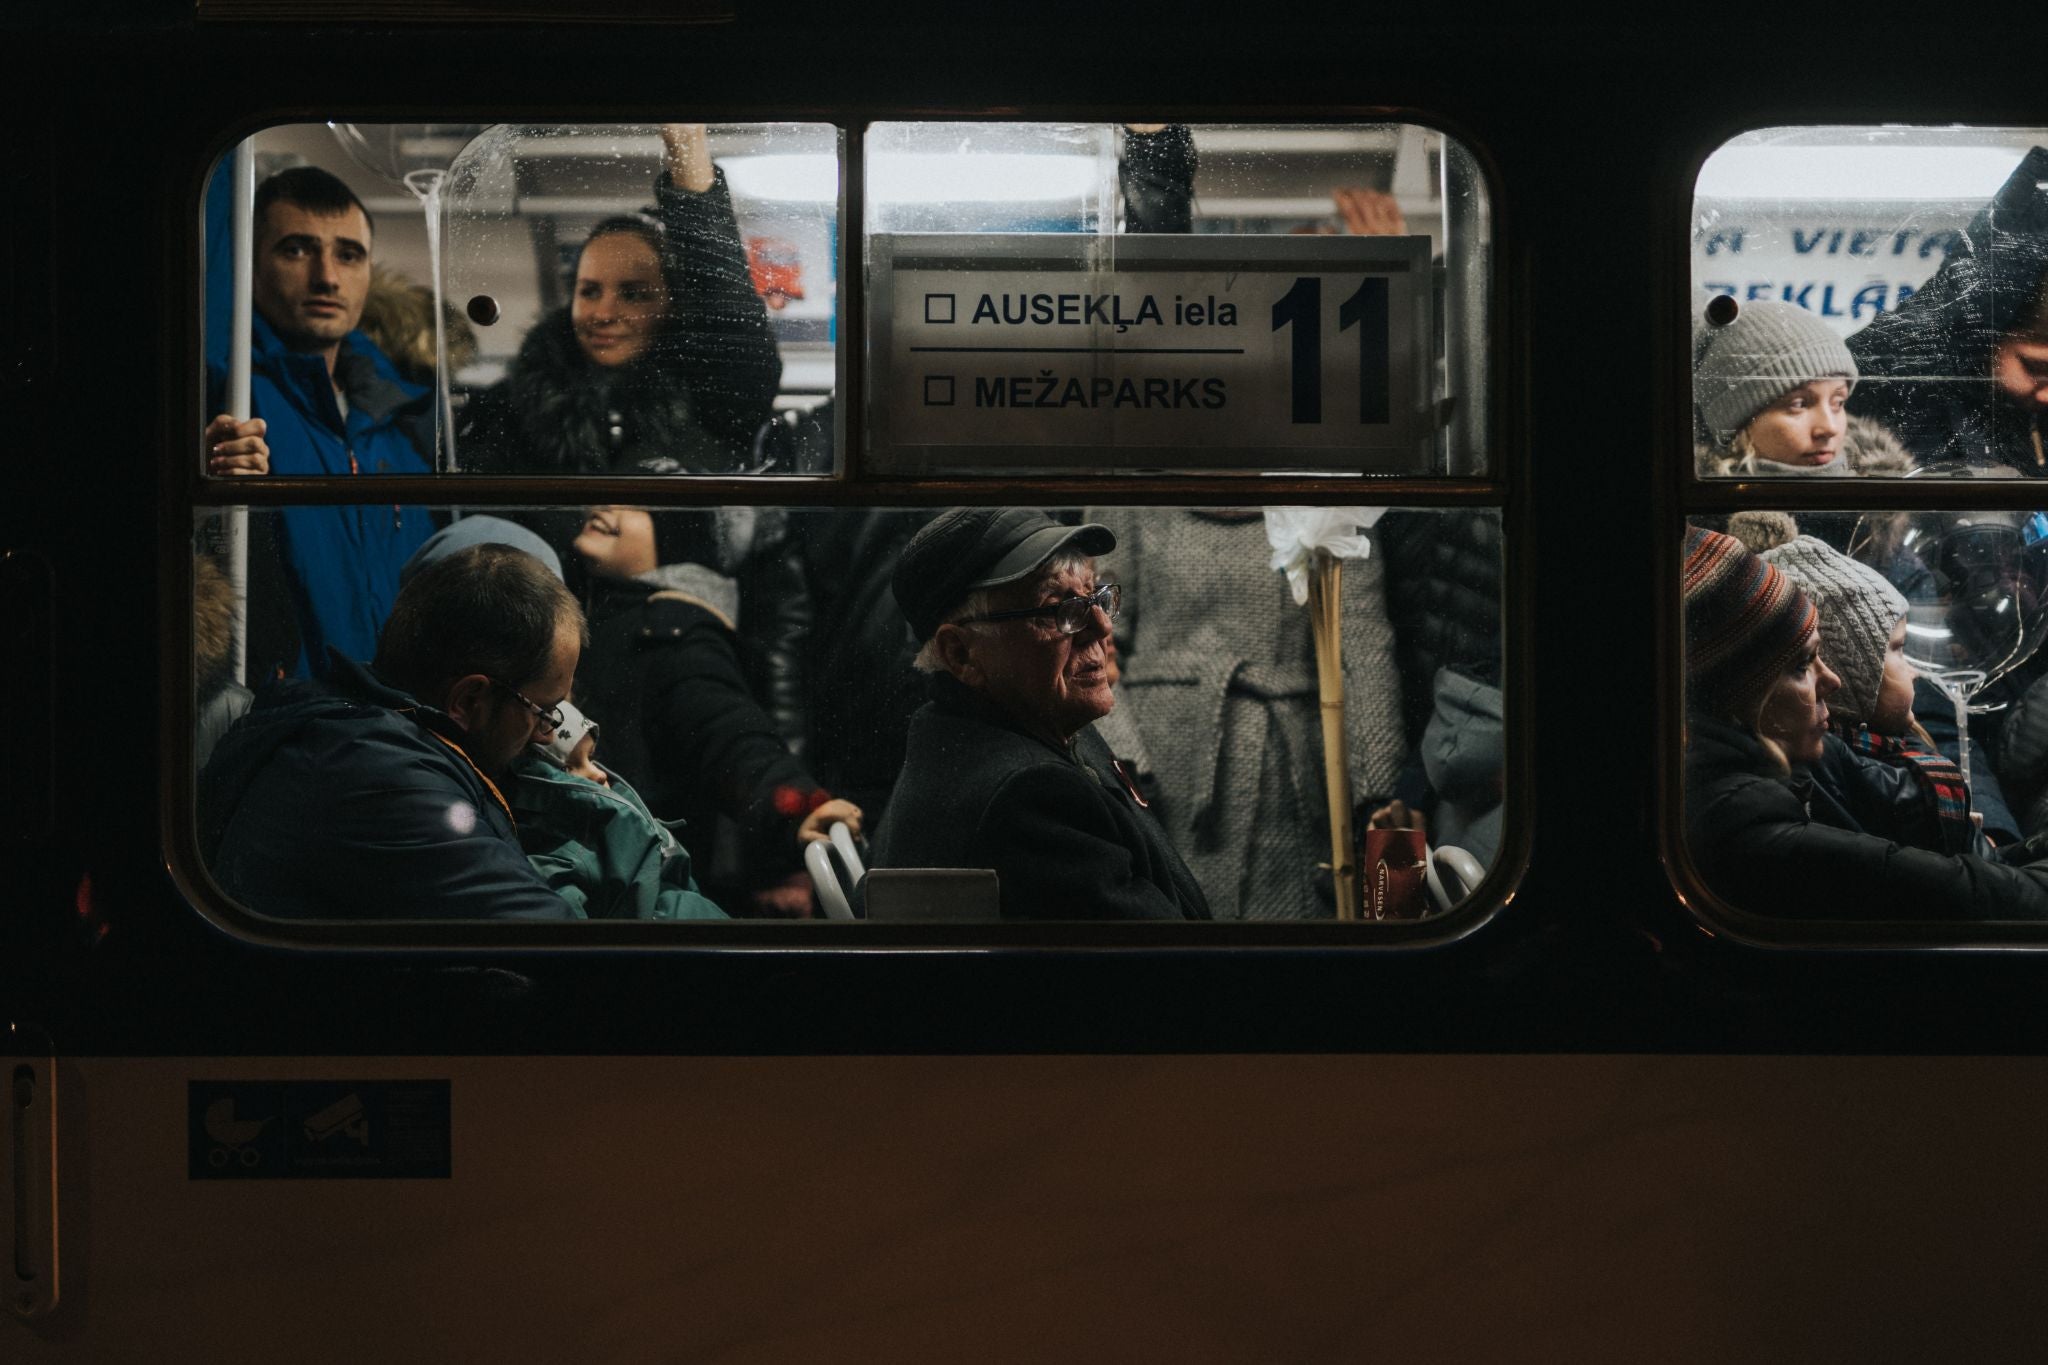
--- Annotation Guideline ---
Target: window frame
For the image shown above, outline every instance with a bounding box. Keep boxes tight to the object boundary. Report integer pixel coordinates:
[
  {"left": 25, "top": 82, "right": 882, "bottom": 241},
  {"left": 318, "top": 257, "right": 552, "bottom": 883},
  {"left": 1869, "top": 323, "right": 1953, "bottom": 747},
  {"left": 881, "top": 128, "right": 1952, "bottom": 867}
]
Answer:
[
  {"left": 168, "top": 108, "right": 1529, "bottom": 953},
  {"left": 1663, "top": 123, "right": 2048, "bottom": 950}
]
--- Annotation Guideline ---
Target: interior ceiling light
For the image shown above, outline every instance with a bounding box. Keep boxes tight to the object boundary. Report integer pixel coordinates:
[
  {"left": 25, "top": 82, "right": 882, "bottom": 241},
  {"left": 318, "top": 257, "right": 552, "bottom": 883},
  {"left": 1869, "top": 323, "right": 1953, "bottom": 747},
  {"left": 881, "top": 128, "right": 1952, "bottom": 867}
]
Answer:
[
  {"left": 1695, "top": 145, "right": 2031, "bottom": 201},
  {"left": 720, "top": 152, "right": 1102, "bottom": 205}
]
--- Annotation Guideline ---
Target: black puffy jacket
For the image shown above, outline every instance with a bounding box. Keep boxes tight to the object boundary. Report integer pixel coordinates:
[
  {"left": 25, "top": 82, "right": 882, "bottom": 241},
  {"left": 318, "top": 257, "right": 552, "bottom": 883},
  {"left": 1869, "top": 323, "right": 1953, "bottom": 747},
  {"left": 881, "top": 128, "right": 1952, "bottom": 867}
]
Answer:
[
  {"left": 1376, "top": 508, "right": 1502, "bottom": 747},
  {"left": 1685, "top": 715, "right": 2048, "bottom": 920},
  {"left": 796, "top": 506, "right": 930, "bottom": 818},
  {"left": 573, "top": 576, "right": 827, "bottom": 896}
]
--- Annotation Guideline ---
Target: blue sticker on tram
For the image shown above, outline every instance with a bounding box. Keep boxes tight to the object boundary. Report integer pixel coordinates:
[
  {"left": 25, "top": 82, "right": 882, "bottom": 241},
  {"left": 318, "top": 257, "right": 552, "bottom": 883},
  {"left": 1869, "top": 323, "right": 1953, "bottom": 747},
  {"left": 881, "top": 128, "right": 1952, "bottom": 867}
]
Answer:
[{"left": 189, "top": 1080, "right": 452, "bottom": 1180}]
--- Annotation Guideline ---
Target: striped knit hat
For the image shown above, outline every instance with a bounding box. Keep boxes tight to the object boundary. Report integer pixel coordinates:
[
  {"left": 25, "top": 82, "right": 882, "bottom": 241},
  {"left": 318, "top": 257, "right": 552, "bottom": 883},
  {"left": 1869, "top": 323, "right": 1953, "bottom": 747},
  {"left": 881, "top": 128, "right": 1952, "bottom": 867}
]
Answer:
[{"left": 1683, "top": 524, "right": 1818, "bottom": 719}]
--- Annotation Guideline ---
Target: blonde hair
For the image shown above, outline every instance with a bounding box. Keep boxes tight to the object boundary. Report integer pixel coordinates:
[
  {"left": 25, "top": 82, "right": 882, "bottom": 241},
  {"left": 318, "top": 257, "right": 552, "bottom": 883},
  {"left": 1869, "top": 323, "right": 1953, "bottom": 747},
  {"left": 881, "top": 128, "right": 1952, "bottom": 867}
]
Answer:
[
  {"left": 193, "top": 553, "right": 235, "bottom": 677},
  {"left": 357, "top": 265, "right": 478, "bottom": 385},
  {"left": 1703, "top": 427, "right": 1769, "bottom": 478}
]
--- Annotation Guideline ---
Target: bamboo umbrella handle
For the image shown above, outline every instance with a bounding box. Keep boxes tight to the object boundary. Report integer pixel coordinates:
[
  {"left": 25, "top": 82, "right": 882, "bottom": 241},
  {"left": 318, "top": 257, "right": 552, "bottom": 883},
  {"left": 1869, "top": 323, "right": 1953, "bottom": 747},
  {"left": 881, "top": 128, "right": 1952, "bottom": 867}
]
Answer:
[{"left": 1306, "top": 550, "right": 1357, "bottom": 919}]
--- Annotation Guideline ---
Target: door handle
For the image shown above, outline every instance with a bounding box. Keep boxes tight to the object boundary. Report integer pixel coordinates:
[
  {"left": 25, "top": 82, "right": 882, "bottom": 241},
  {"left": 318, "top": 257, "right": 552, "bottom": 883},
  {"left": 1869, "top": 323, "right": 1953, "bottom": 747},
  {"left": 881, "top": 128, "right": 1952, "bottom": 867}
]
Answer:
[{"left": 9, "top": 1028, "right": 57, "bottom": 1320}]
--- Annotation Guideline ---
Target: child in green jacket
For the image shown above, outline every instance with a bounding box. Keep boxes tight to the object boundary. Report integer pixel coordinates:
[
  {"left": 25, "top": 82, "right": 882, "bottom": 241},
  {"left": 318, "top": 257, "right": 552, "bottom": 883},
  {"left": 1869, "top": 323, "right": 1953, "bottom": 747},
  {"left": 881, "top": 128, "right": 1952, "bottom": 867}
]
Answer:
[{"left": 507, "top": 703, "right": 727, "bottom": 920}]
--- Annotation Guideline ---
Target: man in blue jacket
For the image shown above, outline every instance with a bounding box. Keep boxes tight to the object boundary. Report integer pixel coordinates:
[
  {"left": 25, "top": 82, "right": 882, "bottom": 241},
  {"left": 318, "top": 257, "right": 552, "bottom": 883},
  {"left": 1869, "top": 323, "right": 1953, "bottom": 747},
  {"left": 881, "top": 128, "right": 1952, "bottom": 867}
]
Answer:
[
  {"left": 206, "top": 163, "right": 437, "bottom": 679},
  {"left": 200, "top": 543, "right": 584, "bottom": 920}
]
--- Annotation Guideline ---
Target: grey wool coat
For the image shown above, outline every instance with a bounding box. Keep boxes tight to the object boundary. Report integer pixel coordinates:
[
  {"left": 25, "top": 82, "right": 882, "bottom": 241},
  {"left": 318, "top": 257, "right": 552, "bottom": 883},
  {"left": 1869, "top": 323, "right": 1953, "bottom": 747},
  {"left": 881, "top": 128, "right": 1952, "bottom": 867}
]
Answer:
[{"left": 1087, "top": 509, "right": 1408, "bottom": 919}]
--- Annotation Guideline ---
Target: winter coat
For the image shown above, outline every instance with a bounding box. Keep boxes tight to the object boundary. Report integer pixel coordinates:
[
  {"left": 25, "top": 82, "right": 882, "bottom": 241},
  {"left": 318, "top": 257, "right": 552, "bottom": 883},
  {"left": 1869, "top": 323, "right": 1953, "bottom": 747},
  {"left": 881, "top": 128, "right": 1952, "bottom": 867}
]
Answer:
[
  {"left": 871, "top": 676, "right": 1212, "bottom": 921},
  {"left": 207, "top": 317, "right": 439, "bottom": 680},
  {"left": 203, "top": 163, "right": 439, "bottom": 680},
  {"left": 1806, "top": 730, "right": 1982, "bottom": 857},
  {"left": 1684, "top": 714, "right": 2048, "bottom": 921},
  {"left": 198, "top": 652, "right": 572, "bottom": 920},
  {"left": 1418, "top": 668, "right": 1503, "bottom": 866},
  {"left": 1376, "top": 508, "right": 1502, "bottom": 746},
  {"left": 1087, "top": 509, "right": 1406, "bottom": 919},
  {"left": 571, "top": 572, "right": 827, "bottom": 898},
  {"left": 456, "top": 168, "right": 781, "bottom": 476},
  {"left": 505, "top": 755, "right": 726, "bottom": 920},
  {"left": 1990, "top": 669, "right": 2048, "bottom": 839},
  {"left": 1846, "top": 146, "right": 2048, "bottom": 473},
  {"left": 795, "top": 506, "right": 930, "bottom": 818}
]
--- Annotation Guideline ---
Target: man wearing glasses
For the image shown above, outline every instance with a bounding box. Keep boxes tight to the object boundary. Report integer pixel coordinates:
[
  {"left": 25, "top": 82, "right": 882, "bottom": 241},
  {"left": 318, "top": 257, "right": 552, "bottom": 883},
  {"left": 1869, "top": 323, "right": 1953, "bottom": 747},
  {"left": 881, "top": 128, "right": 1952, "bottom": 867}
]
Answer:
[
  {"left": 199, "top": 543, "right": 583, "bottom": 920},
  {"left": 870, "top": 509, "right": 1210, "bottom": 920}
]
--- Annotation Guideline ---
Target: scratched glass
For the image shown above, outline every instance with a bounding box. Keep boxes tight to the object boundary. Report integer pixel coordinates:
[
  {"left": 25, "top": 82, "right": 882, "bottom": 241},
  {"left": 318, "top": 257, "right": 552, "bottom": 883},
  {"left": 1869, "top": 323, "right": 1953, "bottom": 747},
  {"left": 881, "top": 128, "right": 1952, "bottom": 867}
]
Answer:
[
  {"left": 860, "top": 123, "right": 1493, "bottom": 478},
  {"left": 201, "top": 122, "right": 841, "bottom": 480},
  {"left": 1691, "top": 127, "right": 2048, "bottom": 481}
]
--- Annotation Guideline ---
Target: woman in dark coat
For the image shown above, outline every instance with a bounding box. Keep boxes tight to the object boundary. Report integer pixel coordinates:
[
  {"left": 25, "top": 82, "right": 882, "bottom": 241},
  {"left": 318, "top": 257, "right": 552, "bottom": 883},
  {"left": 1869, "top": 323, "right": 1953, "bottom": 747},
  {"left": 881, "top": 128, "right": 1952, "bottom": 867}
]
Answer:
[
  {"left": 1683, "top": 525, "right": 2048, "bottom": 920},
  {"left": 457, "top": 123, "right": 809, "bottom": 748},
  {"left": 458, "top": 123, "right": 782, "bottom": 477},
  {"left": 570, "top": 506, "right": 859, "bottom": 915}
]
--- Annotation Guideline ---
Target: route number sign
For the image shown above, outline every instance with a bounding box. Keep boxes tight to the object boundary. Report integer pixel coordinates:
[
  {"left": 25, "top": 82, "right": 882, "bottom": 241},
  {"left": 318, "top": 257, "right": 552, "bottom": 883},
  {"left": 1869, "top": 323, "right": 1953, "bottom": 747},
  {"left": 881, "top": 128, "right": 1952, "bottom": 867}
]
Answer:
[{"left": 867, "top": 233, "right": 1435, "bottom": 474}]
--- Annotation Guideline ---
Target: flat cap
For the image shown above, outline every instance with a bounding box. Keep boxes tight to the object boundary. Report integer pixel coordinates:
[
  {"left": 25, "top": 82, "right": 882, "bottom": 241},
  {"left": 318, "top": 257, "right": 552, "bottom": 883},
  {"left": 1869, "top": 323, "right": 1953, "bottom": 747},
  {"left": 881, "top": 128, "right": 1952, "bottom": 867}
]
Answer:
[{"left": 894, "top": 508, "right": 1115, "bottom": 642}]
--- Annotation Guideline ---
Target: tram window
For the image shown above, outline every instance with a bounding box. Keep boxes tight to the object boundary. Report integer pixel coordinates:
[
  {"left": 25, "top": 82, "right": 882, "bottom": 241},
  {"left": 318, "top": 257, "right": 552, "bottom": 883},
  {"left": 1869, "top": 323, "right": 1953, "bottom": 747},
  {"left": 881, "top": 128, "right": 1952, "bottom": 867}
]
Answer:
[
  {"left": 1680, "top": 126, "right": 2048, "bottom": 936},
  {"left": 184, "top": 504, "right": 1506, "bottom": 931},
  {"left": 1679, "top": 507, "right": 2048, "bottom": 928},
  {"left": 1692, "top": 127, "right": 2048, "bottom": 479},
  {"left": 200, "top": 121, "right": 841, "bottom": 480},
  {"left": 861, "top": 122, "right": 1492, "bottom": 478}
]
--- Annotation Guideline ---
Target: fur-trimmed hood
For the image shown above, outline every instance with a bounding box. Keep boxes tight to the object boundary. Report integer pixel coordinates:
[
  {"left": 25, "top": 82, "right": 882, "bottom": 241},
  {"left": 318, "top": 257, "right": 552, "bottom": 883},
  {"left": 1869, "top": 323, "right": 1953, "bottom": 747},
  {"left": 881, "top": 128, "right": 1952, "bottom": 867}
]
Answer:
[
  {"left": 491, "top": 306, "right": 740, "bottom": 476},
  {"left": 1694, "top": 415, "right": 1917, "bottom": 480}
]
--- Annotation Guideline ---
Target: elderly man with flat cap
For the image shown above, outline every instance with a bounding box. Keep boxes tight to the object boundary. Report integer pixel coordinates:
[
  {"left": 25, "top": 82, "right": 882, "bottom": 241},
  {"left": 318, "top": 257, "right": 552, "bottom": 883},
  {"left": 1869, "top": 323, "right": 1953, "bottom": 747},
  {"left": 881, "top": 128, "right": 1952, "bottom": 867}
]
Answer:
[{"left": 870, "top": 509, "right": 1211, "bottom": 921}]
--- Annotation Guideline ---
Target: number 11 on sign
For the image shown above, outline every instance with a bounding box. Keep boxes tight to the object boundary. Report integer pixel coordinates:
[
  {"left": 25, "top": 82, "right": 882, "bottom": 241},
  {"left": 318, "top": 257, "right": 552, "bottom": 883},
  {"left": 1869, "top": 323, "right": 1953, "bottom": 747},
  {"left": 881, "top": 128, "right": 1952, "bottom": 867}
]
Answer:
[{"left": 1271, "top": 276, "right": 1391, "bottom": 425}]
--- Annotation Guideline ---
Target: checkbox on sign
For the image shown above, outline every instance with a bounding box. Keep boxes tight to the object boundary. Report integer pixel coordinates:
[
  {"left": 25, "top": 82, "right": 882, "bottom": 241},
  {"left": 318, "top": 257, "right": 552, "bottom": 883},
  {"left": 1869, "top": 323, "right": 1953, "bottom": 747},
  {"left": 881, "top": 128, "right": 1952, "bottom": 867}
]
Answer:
[
  {"left": 924, "top": 293, "right": 956, "bottom": 324},
  {"left": 924, "top": 375, "right": 956, "bottom": 406}
]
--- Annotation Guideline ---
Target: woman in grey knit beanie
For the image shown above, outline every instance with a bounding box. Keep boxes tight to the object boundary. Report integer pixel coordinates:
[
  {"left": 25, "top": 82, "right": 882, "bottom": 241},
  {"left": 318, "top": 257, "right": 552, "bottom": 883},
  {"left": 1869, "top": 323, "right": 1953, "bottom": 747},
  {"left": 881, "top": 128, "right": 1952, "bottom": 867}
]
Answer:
[
  {"left": 1695, "top": 298, "right": 1915, "bottom": 480},
  {"left": 1743, "top": 519, "right": 1918, "bottom": 734}
]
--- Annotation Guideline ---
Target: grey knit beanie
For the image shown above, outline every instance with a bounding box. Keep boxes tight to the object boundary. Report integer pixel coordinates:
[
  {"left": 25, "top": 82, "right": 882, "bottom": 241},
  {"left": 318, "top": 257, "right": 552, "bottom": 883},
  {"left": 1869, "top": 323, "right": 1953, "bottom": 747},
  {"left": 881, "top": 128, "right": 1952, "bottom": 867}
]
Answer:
[
  {"left": 1694, "top": 299, "right": 1858, "bottom": 446},
  {"left": 1757, "top": 533, "right": 1907, "bottom": 726}
]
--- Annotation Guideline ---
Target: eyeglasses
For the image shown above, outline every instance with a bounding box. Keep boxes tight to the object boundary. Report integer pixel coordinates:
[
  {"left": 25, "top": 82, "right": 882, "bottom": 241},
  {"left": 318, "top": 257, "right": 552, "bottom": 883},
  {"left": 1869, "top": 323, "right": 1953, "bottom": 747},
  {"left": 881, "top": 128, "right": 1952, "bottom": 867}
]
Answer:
[
  {"left": 491, "top": 679, "right": 565, "bottom": 736},
  {"left": 961, "top": 582, "right": 1121, "bottom": 636}
]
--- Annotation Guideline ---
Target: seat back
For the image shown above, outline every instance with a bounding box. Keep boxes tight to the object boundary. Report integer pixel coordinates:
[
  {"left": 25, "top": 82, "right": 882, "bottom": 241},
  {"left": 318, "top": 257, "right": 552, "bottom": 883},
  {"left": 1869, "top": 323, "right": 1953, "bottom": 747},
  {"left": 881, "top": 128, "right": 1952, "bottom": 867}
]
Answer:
[{"left": 862, "top": 868, "right": 1001, "bottom": 922}]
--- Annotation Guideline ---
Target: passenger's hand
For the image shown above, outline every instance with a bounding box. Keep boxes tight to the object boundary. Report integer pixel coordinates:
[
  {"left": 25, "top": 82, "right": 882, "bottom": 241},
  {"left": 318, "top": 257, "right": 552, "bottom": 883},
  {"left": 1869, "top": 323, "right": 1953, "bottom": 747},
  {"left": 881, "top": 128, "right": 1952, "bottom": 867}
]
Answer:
[
  {"left": 205, "top": 413, "right": 269, "bottom": 476},
  {"left": 1124, "top": 124, "right": 1169, "bottom": 135},
  {"left": 660, "top": 123, "right": 715, "bottom": 193},
  {"left": 798, "top": 798, "right": 862, "bottom": 844},
  {"left": 1366, "top": 799, "right": 1427, "bottom": 835},
  {"left": 1334, "top": 187, "right": 1407, "bottom": 237}
]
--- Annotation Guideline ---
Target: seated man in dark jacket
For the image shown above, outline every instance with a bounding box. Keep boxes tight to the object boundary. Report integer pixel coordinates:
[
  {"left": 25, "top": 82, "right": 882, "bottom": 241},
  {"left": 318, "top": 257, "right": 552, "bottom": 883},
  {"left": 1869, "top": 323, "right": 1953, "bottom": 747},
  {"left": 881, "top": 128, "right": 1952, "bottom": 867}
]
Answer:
[
  {"left": 869, "top": 509, "right": 1210, "bottom": 921},
  {"left": 199, "top": 543, "right": 585, "bottom": 920}
]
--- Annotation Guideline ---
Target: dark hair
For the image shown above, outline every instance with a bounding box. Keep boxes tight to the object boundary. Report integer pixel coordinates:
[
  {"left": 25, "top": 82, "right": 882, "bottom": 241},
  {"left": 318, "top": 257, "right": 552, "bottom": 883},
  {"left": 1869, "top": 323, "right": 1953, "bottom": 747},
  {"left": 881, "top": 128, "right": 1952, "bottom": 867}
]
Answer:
[
  {"left": 254, "top": 166, "right": 376, "bottom": 238},
  {"left": 374, "top": 544, "right": 583, "bottom": 701},
  {"left": 573, "top": 214, "right": 669, "bottom": 291}
]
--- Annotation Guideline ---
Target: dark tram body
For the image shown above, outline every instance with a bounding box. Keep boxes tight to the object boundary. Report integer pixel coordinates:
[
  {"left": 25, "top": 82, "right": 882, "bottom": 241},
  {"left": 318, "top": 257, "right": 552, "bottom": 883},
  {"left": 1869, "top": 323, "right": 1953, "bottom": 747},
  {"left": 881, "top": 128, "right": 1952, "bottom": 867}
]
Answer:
[{"left": 7, "top": 6, "right": 2048, "bottom": 1357}]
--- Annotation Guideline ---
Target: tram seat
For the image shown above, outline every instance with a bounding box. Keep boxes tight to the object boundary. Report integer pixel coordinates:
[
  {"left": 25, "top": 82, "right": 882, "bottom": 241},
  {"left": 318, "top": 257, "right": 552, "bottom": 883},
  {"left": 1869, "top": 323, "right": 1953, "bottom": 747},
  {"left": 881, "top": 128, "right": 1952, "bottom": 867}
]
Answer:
[
  {"left": 859, "top": 869, "right": 1002, "bottom": 922},
  {"left": 806, "top": 820, "right": 1002, "bottom": 921}
]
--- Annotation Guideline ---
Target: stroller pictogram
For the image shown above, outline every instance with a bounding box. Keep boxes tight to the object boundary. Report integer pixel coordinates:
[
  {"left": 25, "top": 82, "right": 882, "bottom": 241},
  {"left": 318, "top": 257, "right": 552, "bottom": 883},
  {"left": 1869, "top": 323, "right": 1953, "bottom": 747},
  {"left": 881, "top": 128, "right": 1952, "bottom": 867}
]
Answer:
[{"left": 203, "top": 1096, "right": 271, "bottom": 1168}]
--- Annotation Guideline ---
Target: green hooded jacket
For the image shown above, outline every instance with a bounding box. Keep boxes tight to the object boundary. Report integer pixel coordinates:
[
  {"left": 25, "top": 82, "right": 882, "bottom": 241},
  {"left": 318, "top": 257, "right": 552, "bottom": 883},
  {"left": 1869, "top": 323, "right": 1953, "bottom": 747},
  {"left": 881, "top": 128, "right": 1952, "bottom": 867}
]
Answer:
[{"left": 507, "top": 755, "right": 728, "bottom": 920}]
